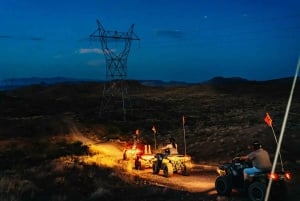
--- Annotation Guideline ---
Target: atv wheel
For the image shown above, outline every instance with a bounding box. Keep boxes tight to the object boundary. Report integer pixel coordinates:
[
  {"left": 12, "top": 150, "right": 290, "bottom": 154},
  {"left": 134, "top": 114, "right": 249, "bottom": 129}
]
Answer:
[
  {"left": 248, "top": 181, "right": 266, "bottom": 201},
  {"left": 274, "top": 180, "right": 288, "bottom": 200},
  {"left": 135, "top": 159, "right": 142, "bottom": 170},
  {"left": 152, "top": 162, "right": 159, "bottom": 174},
  {"left": 215, "top": 176, "right": 232, "bottom": 196},
  {"left": 182, "top": 162, "right": 192, "bottom": 176},
  {"left": 163, "top": 163, "right": 173, "bottom": 177},
  {"left": 269, "top": 180, "right": 288, "bottom": 199},
  {"left": 123, "top": 151, "right": 128, "bottom": 160}
]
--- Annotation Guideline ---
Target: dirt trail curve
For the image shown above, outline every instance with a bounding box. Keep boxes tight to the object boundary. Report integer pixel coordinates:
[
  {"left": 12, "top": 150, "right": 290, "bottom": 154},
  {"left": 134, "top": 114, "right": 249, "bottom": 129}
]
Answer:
[
  {"left": 68, "top": 127, "right": 300, "bottom": 201},
  {"left": 69, "top": 127, "right": 124, "bottom": 157},
  {"left": 69, "top": 130, "right": 218, "bottom": 195}
]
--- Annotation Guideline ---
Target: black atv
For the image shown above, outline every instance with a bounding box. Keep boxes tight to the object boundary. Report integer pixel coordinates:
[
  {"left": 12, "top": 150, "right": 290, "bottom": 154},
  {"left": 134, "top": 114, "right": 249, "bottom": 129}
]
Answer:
[{"left": 215, "top": 158, "right": 291, "bottom": 201}]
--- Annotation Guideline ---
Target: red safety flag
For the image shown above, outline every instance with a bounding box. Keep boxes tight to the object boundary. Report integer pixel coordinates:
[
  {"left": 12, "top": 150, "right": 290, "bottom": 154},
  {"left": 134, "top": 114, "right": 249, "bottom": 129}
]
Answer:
[
  {"left": 264, "top": 112, "right": 272, "bottom": 127},
  {"left": 152, "top": 125, "right": 156, "bottom": 134}
]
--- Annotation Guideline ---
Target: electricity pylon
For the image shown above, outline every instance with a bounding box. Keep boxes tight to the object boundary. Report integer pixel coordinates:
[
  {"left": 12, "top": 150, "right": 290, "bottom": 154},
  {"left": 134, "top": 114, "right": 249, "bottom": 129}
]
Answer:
[{"left": 90, "top": 20, "right": 140, "bottom": 121}]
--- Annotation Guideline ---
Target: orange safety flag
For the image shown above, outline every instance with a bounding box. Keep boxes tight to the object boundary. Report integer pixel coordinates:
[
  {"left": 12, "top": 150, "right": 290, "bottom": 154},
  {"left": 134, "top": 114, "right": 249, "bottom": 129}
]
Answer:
[
  {"left": 135, "top": 129, "right": 140, "bottom": 135},
  {"left": 264, "top": 112, "right": 272, "bottom": 127},
  {"left": 152, "top": 125, "right": 156, "bottom": 134},
  {"left": 182, "top": 115, "right": 185, "bottom": 126}
]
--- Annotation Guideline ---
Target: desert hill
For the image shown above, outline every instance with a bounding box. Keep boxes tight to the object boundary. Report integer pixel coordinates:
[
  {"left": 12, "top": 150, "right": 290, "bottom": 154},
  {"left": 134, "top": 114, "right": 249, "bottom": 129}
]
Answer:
[
  {"left": 0, "top": 77, "right": 299, "bottom": 200},
  {"left": 0, "top": 77, "right": 299, "bottom": 163}
]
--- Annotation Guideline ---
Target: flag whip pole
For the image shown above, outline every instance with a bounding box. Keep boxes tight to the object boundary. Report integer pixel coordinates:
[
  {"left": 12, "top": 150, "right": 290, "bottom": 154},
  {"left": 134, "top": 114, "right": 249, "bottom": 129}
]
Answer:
[
  {"left": 152, "top": 126, "right": 157, "bottom": 150},
  {"left": 269, "top": 124, "right": 284, "bottom": 172},
  {"left": 154, "top": 132, "right": 157, "bottom": 151},
  {"left": 182, "top": 115, "right": 186, "bottom": 156},
  {"left": 265, "top": 57, "right": 300, "bottom": 201}
]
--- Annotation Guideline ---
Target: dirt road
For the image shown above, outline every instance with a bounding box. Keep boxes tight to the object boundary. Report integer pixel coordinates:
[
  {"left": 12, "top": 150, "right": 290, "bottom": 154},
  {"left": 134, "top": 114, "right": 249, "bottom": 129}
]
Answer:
[
  {"left": 70, "top": 132, "right": 218, "bottom": 192},
  {"left": 70, "top": 132, "right": 299, "bottom": 201},
  {"left": 129, "top": 164, "right": 217, "bottom": 193}
]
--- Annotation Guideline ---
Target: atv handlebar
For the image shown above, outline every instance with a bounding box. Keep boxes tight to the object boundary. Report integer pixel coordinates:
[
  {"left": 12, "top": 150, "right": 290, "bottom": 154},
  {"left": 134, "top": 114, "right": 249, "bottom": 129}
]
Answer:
[{"left": 232, "top": 157, "right": 243, "bottom": 163}]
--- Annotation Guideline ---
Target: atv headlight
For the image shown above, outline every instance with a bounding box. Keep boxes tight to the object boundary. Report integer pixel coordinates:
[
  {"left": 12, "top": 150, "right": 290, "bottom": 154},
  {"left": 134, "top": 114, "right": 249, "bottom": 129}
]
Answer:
[{"left": 217, "top": 167, "right": 226, "bottom": 176}]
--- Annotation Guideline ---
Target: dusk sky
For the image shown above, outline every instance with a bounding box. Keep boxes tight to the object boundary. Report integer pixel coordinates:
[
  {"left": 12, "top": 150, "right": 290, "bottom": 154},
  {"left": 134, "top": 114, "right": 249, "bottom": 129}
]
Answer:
[{"left": 1, "top": 0, "right": 300, "bottom": 82}]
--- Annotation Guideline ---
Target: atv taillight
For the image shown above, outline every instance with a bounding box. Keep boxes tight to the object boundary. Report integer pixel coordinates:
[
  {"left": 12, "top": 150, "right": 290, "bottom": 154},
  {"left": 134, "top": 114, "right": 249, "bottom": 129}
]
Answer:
[
  {"left": 268, "top": 172, "right": 292, "bottom": 181},
  {"left": 268, "top": 173, "right": 279, "bottom": 180},
  {"left": 284, "top": 172, "right": 292, "bottom": 180}
]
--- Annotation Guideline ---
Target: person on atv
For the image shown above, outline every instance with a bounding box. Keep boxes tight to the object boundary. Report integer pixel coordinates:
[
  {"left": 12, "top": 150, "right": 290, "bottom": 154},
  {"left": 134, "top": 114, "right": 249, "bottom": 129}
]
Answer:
[
  {"left": 161, "top": 137, "right": 178, "bottom": 155},
  {"left": 234, "top": 140, "right": 272, "bottom": 182},
  {"left": 156, "top": 137, "right": 178, "bottom": 167},
  {"left": 132, "top": 129, "right": 140, "bottom": 149}
]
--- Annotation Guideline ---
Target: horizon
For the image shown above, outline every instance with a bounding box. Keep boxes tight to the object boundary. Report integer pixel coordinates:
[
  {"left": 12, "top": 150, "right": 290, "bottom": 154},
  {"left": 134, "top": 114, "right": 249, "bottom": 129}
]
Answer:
[{"left": 0, "top": 75, "right": 298, "bottom": 85}]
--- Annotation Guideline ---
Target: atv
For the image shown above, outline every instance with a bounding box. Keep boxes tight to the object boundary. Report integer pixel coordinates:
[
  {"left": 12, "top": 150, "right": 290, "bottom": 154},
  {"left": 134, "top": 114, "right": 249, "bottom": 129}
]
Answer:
[
  {"left": 152, "top": 151, "right": 192, "bottom": 177},
  {"left": 123, "top": 142, "right": 144, "bottom": 160},
  {"left": 134, "top": 153, "right": 155, "bottom": 170},
  {"left": 215, "top": 158, "right": 291, "bottom": 201}
]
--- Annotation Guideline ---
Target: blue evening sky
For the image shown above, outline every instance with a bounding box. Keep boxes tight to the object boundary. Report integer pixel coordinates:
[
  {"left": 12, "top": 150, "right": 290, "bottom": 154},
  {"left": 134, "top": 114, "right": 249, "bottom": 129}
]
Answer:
[{"left": 1, "top": 0, "right": 300, "bottom": 82}]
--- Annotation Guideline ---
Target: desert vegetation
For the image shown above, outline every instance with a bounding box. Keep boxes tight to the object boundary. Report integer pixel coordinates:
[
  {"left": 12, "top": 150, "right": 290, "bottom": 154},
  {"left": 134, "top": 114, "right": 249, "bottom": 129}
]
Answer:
[{"left": 0, "top": 77, "right": 299, "bottom": 200}]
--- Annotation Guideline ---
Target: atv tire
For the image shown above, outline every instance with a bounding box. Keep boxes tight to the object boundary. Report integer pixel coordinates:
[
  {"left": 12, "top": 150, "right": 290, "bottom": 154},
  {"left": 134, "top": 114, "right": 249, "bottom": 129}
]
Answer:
[
  {"left": 215, "top": 176, "right": 232, "bottom": 196},
  {"left": 274, "top": 180, "right": 288, "bottom": 200},
  {"left": 135, "top": 159, "right": 142, "bottom": 170},
  {"left": 182, "top": 162, "right": 192, "bottom": 176},
  {"left": 248, "top": 181, "right": 266, "bottom": 201},
  {"left": 123, "top": 151, "right": 128, "bottom": 160},
  {"left": 152, "top": 162, "right": 160, "bottom": 174},
  {"left": 163, "top": 163, "right": 173, "bottom": 177}
]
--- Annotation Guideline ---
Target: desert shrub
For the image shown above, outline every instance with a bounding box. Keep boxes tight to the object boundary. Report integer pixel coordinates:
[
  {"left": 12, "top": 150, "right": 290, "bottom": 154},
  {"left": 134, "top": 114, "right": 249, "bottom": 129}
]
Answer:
[
  {"left": 69, "top": 141, "right": 89, "bottom": 155},
  {"left": 0, "top": 139, "right": 90, "bottom": 174},
  {"left": 0, "top": 176, "right": 38, "bottom": 201}
]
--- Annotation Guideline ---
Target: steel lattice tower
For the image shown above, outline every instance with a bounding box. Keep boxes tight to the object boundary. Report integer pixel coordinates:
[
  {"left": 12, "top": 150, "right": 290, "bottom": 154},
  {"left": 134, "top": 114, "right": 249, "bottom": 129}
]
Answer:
[{"left": 90, "top": 20, "right": 140, "bottom": 120}]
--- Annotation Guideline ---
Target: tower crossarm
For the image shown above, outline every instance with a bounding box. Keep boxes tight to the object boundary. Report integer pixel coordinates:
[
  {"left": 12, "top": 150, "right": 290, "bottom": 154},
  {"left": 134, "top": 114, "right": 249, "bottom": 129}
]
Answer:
[{"left": 89, "top": 20, "right": 140, "bottom": 41}]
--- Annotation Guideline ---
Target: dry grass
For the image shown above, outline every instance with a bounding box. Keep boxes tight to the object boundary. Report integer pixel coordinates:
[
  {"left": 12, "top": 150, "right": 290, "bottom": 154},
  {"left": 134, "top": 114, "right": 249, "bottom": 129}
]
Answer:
[{"left": 0, "top": 79, "right": 299, "bottom": 200}]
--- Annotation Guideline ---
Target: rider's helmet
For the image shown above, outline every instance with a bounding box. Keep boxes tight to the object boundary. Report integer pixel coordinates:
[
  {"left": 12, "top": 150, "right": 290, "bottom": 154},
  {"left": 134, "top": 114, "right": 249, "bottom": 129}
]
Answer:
[
  {"left": 169, "top": 138, "right": 176, "bottom": 143},
  {"left": 252, "top": 140, "right": 262, "bottom": 150}
]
